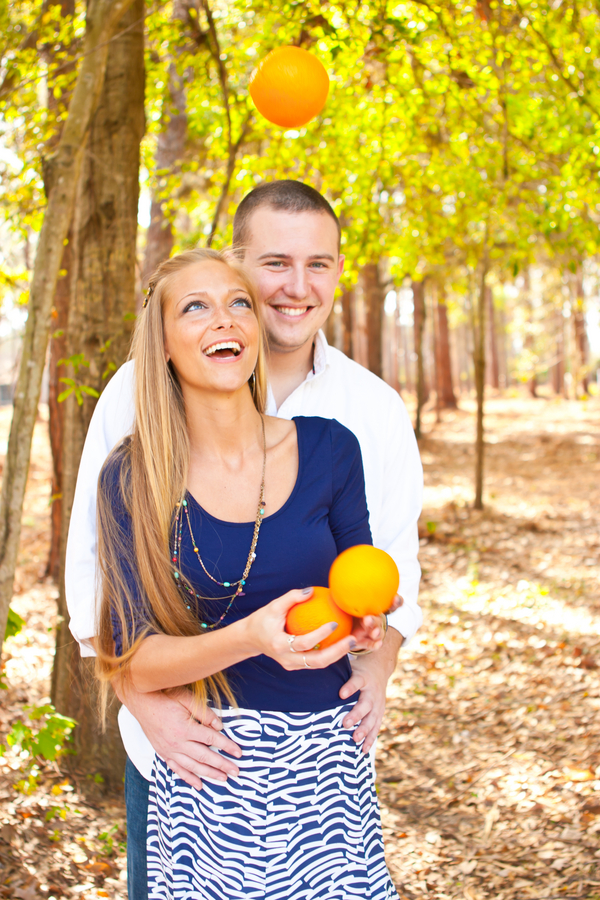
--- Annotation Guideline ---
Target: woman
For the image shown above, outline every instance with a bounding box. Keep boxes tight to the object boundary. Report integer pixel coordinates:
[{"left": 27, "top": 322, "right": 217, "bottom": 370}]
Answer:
[{"left": 96, "top": 248, "right": 398, "bottom": 900}]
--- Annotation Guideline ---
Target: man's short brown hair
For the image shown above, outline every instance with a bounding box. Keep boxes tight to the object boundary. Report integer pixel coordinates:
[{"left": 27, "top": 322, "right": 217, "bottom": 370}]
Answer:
[{"left": 233, "top": 180, "right": 341, "bottom": 252}]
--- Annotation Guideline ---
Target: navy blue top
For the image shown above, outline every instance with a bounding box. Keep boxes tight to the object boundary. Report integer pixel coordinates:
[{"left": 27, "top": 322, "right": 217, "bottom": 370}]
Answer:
[{"left": 106, "top": 416, "right": 372, "bottom": 712}]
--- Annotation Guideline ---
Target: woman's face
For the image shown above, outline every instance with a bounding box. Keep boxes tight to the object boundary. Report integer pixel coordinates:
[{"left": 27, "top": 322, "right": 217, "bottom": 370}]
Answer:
[{"left": 162, "top": 260, "right": 260, "bottom": 398}]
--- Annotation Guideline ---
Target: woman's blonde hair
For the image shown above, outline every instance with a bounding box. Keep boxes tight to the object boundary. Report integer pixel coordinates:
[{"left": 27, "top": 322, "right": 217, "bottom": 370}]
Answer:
[{"left": 95, "top": 248, "right": 267, "bottom": 719}]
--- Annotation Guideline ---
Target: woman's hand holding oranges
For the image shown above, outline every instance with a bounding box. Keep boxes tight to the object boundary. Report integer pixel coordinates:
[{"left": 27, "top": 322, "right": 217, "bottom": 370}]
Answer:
[
  {"left": 244, "top": 587, "right": 364, "bottom": 671},
  {"left": 243, "top": 545, "right": 400, "bottom": 669}
]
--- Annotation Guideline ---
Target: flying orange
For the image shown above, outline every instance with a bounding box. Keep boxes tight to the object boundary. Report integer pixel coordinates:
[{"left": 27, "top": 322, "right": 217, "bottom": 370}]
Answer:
[
  {"left": 329, "top": 545, "right": 399, "bottom": 617},
  {"left": 249, "top": 46, "right": 330, "bottom": 128},
  {"left": 286, "top": 586, "right": 353, "bottom": 649}
]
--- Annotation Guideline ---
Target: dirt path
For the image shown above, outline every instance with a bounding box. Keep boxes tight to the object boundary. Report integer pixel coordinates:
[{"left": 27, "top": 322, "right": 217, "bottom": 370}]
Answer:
[
  {"left": 1, "top": 394, "right": 599, "bottom": 900},
  {"left": 381, "top": 394, "right": 600, "bottom": 900}
]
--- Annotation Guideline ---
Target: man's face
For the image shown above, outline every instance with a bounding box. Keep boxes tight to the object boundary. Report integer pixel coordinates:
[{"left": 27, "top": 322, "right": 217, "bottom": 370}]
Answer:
[{"left": 242, "top": 208, "right": 344, "bottom": 353}]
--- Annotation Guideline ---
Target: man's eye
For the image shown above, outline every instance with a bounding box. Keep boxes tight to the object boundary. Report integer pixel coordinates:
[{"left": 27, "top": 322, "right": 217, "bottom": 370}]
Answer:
[{"left": 232, "top": 297, "right": 251, "bottom": 308}]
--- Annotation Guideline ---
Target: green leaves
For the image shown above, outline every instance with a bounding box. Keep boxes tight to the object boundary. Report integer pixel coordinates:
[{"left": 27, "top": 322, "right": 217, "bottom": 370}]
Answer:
[
  {"left": 56, "top": 353, "right": 100, "bottom": 404},
  {"left": 1, "top": 703, "right": 76, "bottom": 763},
  {"left": 57, "top": 378, "right": 100, "bottom": 405},
  {"left": 4, "top": 606, "right": 25, "bottom": 641}
]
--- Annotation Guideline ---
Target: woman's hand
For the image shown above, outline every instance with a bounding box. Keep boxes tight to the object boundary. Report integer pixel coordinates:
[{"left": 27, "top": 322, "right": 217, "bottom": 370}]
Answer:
[{"left": 243, "top": 588, "right": 383, "bottom": 671}]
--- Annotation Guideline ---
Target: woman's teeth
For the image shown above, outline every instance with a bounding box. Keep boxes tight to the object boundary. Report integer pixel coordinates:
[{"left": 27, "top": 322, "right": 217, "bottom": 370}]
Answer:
[
  {"left": 275, "top": 306, "right": 310, "bottom": 317},
  {"left": 204, "top": 341, "right": 242, "bottom": 356}
]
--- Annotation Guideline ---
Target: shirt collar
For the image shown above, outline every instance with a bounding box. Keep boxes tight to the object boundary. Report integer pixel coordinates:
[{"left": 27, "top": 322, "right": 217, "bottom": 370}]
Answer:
[
  {"left": 311, "top": 329, "right": 329, "bottom": 378},
  {"left": 265, "top": 330, "right": 331, "bottom": 415}
]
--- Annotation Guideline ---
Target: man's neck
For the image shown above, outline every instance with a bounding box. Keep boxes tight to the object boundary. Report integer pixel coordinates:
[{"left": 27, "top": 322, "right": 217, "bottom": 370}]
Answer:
[{"left": 267, "top": 338, "right": 315, "bottom": 410}]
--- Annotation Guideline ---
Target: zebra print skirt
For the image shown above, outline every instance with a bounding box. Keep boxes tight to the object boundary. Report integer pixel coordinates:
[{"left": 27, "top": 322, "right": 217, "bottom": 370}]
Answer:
[{"left": 147, "top": 704, "right": 398, "bottom": 899}]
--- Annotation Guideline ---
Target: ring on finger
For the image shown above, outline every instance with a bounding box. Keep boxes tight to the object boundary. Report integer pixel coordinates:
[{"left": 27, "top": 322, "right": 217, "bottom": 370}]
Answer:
[
  {"left": 287, "top": 634, "right": 300, "bottom": 653},
  {"left": 303, "top": 655, "right": 313, "bottom": 669}
]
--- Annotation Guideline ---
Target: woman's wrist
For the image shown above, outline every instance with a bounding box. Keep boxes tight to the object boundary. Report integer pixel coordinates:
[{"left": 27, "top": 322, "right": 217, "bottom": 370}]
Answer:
[{"left": 227, "top": 614, "right": 262, "bottom": 660}]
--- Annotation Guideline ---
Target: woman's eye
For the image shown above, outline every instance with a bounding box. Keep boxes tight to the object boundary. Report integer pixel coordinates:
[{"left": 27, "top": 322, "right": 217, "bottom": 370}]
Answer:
[
  {"left": 232, "top": 297, "right": 251, "bottom": 308},
  {"left": 183, "top": 300, "right": 206, "bottom": 313}
]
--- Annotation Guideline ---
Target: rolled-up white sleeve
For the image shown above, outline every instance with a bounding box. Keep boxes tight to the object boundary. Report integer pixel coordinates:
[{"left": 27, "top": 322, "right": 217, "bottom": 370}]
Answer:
[
  {"left": 65, "top": 361, "right": 136, "bottom": 656},
  {"left": 373, "top": 392, "right": 423, "bottom": 645}
]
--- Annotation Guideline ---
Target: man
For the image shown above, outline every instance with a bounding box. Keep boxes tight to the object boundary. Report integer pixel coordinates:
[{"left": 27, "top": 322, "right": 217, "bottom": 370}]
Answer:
[{"left": 66, "top": 180, "right": 423, "bottom": 899}]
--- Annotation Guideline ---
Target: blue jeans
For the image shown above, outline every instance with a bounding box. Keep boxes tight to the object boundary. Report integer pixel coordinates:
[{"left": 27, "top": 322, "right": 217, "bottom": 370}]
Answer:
[{"left": 124, "top": 757, "right": 150, "bottom": 900}]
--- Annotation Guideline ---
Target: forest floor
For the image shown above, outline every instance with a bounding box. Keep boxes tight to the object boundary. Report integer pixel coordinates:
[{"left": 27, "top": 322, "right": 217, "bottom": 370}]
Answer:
[{"left": 1, "top": 390, "right": 600, "bottom": 900}]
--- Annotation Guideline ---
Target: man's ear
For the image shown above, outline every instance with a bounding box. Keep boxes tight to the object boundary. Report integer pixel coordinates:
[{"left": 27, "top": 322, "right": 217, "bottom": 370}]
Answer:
[{"left": 337, "top": 254, "right": 345, "bottom": 279}]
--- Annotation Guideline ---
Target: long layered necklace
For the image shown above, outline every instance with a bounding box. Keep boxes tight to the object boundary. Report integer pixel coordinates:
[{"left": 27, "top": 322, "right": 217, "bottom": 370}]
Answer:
[{"left": 172, "top": 415, "right": 267, "bottom": 630}]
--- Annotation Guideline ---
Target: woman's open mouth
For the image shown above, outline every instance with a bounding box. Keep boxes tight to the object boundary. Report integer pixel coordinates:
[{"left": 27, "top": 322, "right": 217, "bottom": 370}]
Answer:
[{"left": 203, "top": 341, "right": 243, "bottom": 359}]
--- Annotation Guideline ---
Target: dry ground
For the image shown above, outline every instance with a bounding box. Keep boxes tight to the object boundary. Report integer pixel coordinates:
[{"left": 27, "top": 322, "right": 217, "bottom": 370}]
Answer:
[{"left": 1, "top": 392, "right": 600, "bottom": 900}]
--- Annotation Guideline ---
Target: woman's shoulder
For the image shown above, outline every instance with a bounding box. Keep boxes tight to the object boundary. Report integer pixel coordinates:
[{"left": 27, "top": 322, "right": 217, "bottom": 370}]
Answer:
[
  {"left": 99, "top": 436, "right": 132, "bottom": 494},
  {"left": 293, "top": 415, "right": 360, "bottom": 450}
]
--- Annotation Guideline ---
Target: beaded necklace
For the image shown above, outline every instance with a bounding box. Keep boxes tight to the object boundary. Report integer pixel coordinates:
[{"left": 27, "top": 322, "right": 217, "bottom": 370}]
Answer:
[{"left": 172, "top": 415, "right": 267, "bottom": 630}]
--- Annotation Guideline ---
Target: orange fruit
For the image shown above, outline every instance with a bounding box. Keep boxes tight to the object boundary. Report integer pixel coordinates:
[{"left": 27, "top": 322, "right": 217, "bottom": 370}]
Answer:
[
  {"left": 248, "top": 46, "right": 329, "bottom": 128},
  {"left": 329, "top": 545, "right": 399, "bottom": 617},
  {"left": 285, "top": 586, "right": 353, "bottom": 649}
]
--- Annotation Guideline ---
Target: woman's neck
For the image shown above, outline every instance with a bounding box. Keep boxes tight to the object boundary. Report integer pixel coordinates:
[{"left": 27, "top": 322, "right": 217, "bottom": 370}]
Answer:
[{"left": 182, "top": 385, "right": 262, "bottom": 462}]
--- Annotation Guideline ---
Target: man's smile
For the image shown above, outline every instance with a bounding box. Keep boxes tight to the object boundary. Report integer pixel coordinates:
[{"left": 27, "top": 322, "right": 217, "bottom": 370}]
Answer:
[{"left": 272, "top": 305, "right": 314, "bottom": 318}]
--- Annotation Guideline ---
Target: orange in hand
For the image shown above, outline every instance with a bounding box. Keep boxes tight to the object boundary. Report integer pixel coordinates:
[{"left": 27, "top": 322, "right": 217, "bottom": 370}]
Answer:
[
  {"left": 285, "top": 586, "right": 353, "bottom": 649},
  {"left": 329, "top": 545, "right": 399, "bottom": 617},
  {"left": 248, "top": 46, "right": 330, "bottom": 128}
]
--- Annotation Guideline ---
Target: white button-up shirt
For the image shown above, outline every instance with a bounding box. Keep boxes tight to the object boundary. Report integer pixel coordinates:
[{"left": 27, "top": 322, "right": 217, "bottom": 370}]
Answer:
[{"left": 65, "top": 331, "right": 423, "bottom": 777}]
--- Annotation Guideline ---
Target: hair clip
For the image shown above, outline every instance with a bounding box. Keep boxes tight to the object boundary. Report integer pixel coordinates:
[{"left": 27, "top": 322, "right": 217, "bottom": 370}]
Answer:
[{"left": 143, "top": 285, "right": 155, "bottom": 309}]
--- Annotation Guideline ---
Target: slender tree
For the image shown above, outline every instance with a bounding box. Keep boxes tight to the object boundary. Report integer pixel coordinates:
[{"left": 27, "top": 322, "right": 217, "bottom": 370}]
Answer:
[
  {"left": 50, "top": 0, "right": 145, "bottom": 786},
  {"left": 45, "top": 0, "right": 76, "bottom": 582},
  {"left": 413, "top": 279, "right": 427, "bottom": 439},
  {"left": 0, "top": 0, "right": 136, "bottom": 660},
  {"left": 340, "top": 287, "right": 355, "bottom": 361},
  {"left": 142, "top": 0, "right": 191, "bottom": 284},
  {"left": 474, "top": 245, "right": 489, "bottom": 511},
  {"left": 434, "top": 284, "right": 457, "bottom": 409},
  {"left": 486, "top": 285, "right": 500, "bottom": 390},
  {"left": 361, "top": 263, "right": 385, "bottom": 379},
  {"left": 572, "top": 267, "right": 589, "bottom": 396}
]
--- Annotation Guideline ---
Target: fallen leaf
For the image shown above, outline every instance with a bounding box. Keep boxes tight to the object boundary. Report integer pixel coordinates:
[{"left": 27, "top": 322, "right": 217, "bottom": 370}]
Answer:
[
  {"left": 85, "top": 861, "right": 114, "bottom": 877},
  {"left": 563, "top": 765, "right": 595, "bottom": 782},
  {"left": 459, "top": 860, "right": 477, "bottom": 875}
]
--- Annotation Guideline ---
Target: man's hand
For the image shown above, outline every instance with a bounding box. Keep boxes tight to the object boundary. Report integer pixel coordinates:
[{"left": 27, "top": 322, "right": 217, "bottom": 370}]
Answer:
[
  {"left": 114, "top": 682, "right": 242, "bottom": 790},
  {"left": 338, "top": 625, "right": 404, "bottom": 755}
]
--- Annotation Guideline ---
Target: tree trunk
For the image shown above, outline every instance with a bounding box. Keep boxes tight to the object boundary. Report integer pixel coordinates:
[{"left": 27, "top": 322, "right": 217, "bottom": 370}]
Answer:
[
  {"left": 413, "top": 279, "right": 427, "bottom": 438},
  {"left": 553, "top": 307, "right": 564, "bottom": 395},
  {"left": 0, "top": 0, "right": 136, "bottom": 661},
  {"left": 402, "top": 322, "right": 412, "bottom": 394},
  {"left": 46, "top": 243, "right": 71, "bottom": 581},
  {"left": 522, "top": 269, "right": 537, "bottom": 398},
  {"left": 486, "top": 285, "right": 500, "bottom": 390},
  {"left": 45, "top": 0, "right": 76, "bottom": 581},
  {"left": 340, "top": 287, "right": 354, "bottom": 360},
  {"left": 142, "top": 57, "right": 188, "bottom": 285},
  {"left": 430, "top": 284, "right": 441, "bottom": 422},
  {"left": 572, "top": 269, "right": 589, "bottom": 395},
  {"left": 361, "top": 263, "right": 384, "bottom": 379},
  {"left": 51, "top": 0, "right": 144, "bottom": 789},
  {"left": 459, "top": 320, "right": 472, "bottom": 394},
  {"left": 474, "top": 252, "right": 488, "bottom": 510},
  {"left": 435, "top": 285, "right": 457, "bottom": 409},
  {"left": 498, "top": 305, "right": 509, "bottom": 389},
  {"left": 393, "top": 297, "right": 402, "bottom": 394}
]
